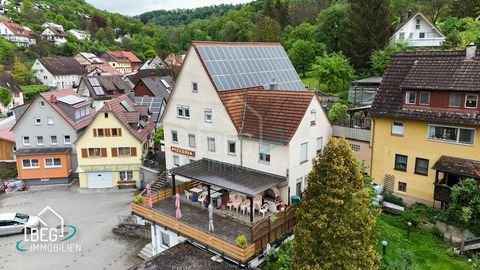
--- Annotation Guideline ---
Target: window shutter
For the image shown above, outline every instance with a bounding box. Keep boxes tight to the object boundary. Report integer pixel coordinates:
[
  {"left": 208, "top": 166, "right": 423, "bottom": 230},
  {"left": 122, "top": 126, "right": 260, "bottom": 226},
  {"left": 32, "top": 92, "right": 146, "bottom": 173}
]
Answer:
[
  {"left": 130, "top": 147, "right": 137, "bottom": 156},
  {"left": 105, "top": 129, "right": 111, "bottom": 137},
  {"left": 93, "top": 129, "right": 97, "bottom": 137},
  {"left": 118, "top": 128, "right": 122, "bottom": 136},
  {"left": 81, "top": 148, "right": 88, "bottom": 158},
  {"left": 101, "top": 148, "right": 107, "bottom": 157},
  {"left": 112, "top": 148, "right": 118, "bottom": 157}
]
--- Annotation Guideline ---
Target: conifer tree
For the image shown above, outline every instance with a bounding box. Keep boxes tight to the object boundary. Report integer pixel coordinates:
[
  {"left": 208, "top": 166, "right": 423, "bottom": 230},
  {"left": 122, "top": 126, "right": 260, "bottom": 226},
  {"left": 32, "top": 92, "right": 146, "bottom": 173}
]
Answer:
[
  {"left": 339, "top": 0, "right": 392, "bottom": 69},
  {"left": 293, "top": 137, "right": 379, "bottom": 270}
]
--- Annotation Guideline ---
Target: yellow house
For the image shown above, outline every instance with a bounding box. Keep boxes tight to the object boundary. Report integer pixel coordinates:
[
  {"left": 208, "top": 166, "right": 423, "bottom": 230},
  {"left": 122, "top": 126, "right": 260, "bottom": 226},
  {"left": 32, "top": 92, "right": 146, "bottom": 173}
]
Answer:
[
  {"left": 370, "top": 47, "right": 480, "bottom": 207},
  {"left": 76, "top": 94, "right": 155, "bottom": 188}
]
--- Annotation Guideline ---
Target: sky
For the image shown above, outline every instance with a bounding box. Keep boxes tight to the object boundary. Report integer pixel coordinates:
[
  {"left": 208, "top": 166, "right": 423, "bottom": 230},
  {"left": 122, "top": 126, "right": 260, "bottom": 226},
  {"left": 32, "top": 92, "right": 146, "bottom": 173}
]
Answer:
[{"left": 85, "top": 0, "right": 254, "bottom": 16}]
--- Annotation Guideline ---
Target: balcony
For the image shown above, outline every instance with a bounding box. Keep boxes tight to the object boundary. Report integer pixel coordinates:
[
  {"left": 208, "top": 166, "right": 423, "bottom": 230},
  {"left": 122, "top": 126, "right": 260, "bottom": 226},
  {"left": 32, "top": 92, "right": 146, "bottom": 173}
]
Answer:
[
  {"left": 405, "top": 38, "right": 444, "bottom": 47},
  {"left": 132, "top": 181, "right": 297, "bottom": 264},
  {"left": 332, "top": 126, "right": 371, "bottom": 142},
  {"left": 433, "top": 184, "right": 452, "bottom": 203}
]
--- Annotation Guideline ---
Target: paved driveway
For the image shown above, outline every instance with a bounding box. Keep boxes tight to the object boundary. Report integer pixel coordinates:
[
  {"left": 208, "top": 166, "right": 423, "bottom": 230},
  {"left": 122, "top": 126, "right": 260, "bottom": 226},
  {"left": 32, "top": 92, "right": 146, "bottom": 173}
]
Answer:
[{"left": 0, "top": 184, "right": 147, "bottom": 270}]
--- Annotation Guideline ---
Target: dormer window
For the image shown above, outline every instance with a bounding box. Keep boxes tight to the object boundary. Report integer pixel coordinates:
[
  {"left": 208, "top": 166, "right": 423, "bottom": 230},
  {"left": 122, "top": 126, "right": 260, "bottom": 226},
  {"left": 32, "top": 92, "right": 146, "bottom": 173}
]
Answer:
[
  {"left": 419, "top": 92, "right": 430, "bottom": 105},
  {"left": 465, "top": 94, "right": 478, "bottom": 108},
  {"left": 405, "top": 91, "right": 416, "bottom": 104},
  {"left": 75, "top": 106, "right": 89, "bottom": 120}
]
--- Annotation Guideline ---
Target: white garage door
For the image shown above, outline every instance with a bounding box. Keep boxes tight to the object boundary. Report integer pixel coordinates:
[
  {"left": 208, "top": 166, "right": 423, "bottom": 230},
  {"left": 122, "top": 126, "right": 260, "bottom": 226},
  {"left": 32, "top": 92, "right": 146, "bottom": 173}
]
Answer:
[{"left": 87, "top": 172, "right": 113, "bottom": 188}]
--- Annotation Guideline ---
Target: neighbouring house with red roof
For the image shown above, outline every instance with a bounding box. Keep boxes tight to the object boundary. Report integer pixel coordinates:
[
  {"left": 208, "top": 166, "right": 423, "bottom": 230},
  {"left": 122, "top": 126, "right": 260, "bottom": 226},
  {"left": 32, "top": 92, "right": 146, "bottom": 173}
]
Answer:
[
  {"left": 32, "top": 56, "right": 85, "bottom": 89},
  {"left": 98, "top": 51, "right": 142, "bottom": 74},
  {"left": 0, "top": 71, "right": 24, "bottom": 116},
  {"left": 11, "top": 89, "right": 95, "bottom": 185},
  {"left": 76, "top": 94, "right": 155, "bottom": 188},
  {"left": 0, "top": 21, "right": 36, "bottom": 47}
]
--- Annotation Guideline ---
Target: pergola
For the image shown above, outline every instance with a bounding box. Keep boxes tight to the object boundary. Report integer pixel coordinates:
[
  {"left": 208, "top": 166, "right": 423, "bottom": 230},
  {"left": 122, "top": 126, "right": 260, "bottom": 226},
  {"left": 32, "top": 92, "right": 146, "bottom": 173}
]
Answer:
[{"left": 170, "top": 158, "right": 286, "bottom": 222}]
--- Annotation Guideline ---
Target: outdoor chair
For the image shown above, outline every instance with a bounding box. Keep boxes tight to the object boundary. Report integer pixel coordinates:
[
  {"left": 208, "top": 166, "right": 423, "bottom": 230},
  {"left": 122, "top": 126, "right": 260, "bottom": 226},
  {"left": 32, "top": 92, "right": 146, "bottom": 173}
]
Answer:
[
  {"left": 240, "top": 199, "right": 251, "bottom": 215},
  {"left": 259, "top": 203, "right": 269, "bottom": 218},
  {"left": 198, "top": 192, "right": 207, "bottom": 206},
  {"left": 253, "top": 195, "right": 262, "bottom": 213},
  {"left": 184, "top": 190, "right": 192, "bottom": 201},
  {"left": 233, "top": 196, "right": 242, "bottom": 212}
]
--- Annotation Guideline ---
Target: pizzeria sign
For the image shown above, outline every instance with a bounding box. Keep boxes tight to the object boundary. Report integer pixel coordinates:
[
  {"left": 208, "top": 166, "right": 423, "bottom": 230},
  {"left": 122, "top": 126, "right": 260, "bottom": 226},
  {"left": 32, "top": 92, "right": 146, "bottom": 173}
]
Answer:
[{"left": 171, "top": 146, "right": 195, "bottom": 157}]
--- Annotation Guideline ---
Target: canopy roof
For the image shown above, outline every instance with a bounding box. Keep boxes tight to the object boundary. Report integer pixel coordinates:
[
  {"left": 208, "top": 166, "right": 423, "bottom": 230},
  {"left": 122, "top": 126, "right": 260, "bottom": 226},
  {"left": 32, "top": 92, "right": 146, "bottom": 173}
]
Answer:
[{"left": 433, "top": 155, "right": 480, "bottom": 179}]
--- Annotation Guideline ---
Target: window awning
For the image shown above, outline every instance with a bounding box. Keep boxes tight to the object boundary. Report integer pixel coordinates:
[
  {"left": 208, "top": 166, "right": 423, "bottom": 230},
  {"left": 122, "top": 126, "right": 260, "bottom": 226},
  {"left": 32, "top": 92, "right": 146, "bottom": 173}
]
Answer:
[
  {"left": 432, "top": 155, "right": 480, "bottom": 179},
  {"left": 171, "top": 158, "right": 287, "bottom": 197}
]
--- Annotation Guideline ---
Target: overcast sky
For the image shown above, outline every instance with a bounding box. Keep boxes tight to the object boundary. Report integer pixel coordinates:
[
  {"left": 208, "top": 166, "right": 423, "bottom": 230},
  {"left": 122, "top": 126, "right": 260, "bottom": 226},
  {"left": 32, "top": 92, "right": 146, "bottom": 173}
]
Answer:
[{"left": 85, "top": 0, "right": 254, "bottom": 16}]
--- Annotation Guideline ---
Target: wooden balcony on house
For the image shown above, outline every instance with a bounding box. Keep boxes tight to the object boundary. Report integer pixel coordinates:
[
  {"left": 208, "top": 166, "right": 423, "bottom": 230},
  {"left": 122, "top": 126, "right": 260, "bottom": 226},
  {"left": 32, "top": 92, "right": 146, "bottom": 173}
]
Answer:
[
  {"left": 131, "top": 182, "right": 296, "bottom": 264},
  {"left": 433, "top": 184, "right": 452, "bottom": 203}
]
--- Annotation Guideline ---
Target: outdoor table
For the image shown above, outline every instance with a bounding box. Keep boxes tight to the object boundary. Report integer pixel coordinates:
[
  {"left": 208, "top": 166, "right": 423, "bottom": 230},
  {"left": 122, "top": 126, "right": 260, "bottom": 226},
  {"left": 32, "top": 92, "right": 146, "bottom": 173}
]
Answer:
[{"left": 189, "top": 187, "right": 203, "bottom": 194}]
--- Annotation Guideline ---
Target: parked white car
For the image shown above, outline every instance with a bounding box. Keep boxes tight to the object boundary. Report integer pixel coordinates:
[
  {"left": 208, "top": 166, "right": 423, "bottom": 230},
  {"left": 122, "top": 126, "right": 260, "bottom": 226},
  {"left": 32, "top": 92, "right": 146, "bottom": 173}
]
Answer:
[{"left": 0, "top": 213, "right": 40, "bottom": 236}]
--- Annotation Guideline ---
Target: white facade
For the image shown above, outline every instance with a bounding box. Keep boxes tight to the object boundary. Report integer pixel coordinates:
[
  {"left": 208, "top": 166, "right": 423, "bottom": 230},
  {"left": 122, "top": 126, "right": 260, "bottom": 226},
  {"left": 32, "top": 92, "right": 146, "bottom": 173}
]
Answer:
[
  {"left": 41, "top": 28, "right": 67, "bottom": 45},
  {"left": 390, "top": 13, "right": 445, "bottom": 47},
  {"left": 67, "top": 29, "right": 90, "bottom": 40},
  {"left": 0, "top": 22, "right": 36, "bottom": 47},
  {"left": 32, "top": 60, "right": 82, "bottom": 89},
  {"left": 41, "top": 22, "right": 63, "bottom": 32},
  {"left": 162, "top": 46, "right": 332, "bottom": 203}
]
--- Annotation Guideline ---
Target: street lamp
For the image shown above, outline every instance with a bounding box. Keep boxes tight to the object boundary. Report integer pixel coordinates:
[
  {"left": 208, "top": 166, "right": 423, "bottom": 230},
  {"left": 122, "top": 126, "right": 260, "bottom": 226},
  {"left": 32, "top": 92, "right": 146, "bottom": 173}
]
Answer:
[
  {"left": 382, "top": 240, "right": 388, "bottom": 256},
  {"left": 407, "top": 221, "right": 412, "bottom": 238}
]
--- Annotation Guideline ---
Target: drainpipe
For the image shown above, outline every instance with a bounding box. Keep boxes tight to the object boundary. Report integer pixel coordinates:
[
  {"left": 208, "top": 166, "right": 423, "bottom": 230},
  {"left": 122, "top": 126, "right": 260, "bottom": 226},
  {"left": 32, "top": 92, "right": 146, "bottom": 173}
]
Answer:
[{"left": 239, "top": 136, "right": 243, "bottom": 167}]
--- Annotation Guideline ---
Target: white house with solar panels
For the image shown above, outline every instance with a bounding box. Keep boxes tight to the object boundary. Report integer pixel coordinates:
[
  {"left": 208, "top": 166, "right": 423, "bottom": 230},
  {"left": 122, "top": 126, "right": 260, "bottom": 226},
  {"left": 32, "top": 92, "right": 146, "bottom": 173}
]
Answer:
[{"left": 146, "top": 42, "right": 331, "bottom": 256}]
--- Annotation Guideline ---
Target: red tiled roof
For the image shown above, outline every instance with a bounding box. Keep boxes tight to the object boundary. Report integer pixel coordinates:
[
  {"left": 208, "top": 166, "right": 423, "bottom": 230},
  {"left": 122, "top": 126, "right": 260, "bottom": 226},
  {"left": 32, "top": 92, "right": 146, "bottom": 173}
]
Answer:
[
  {"left": 99, "top": 94, "right": 155, "bottom": 142},
  {"left": 121, "top": 51, "right": 142, "bottom": 63},
  {"left": 39, "top": 89, "right": 95, "bottom": 131},
  {"left": 218, "top": 89, "right": 317, "bottom": 144},
  {"left": 2, "top": 21, "right": 34, "bottom": 37},
  {"left": 0, "top": 127, "right": 14, "bottom": 143}
]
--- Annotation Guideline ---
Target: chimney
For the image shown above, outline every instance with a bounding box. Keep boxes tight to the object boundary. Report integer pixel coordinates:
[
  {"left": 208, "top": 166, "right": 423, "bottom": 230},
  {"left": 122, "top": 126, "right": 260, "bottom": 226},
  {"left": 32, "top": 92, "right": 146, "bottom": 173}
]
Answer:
[
  {"left": 466, "top": 42, "right": 476, "bottom": 60},
  {"left": 49, "top": 95, "right": 57, "bottom": 103},
  {"left": 269, "top": 78, "right": 277, "bottom": 90},
  {"left": 408, "top": 10, "right": 412, "bottom": 18}
]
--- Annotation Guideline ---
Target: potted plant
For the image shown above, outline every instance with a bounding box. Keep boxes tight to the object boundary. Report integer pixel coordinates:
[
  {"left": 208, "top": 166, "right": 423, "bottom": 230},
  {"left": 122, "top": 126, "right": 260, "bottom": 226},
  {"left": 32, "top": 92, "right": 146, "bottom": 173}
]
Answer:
[{"left": 235, "top": 235, "right": 248, "bottom": 248}]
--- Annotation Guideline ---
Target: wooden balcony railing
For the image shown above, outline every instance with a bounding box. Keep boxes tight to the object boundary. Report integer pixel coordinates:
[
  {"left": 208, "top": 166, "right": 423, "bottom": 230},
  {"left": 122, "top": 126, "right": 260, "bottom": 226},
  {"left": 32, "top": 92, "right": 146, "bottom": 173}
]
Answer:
[{"left": 434, "top": 184, "right": 452, "bottom": 203}]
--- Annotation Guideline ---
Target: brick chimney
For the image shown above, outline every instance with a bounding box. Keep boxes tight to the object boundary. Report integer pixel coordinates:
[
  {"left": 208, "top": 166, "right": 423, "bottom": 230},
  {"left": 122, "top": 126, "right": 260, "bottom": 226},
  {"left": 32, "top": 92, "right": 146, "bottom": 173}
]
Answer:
[{"left": 466, "top": 42, "right": 476, "bottom": 60}]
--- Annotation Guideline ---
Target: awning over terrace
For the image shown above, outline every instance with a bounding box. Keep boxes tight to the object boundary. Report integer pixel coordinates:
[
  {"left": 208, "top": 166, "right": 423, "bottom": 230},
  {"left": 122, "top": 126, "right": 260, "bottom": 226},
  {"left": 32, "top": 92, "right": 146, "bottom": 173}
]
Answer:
[
  {"left": 170, "top": 158, "right": 286, "bottom": 197},
  {"left": 432, "top": 155, "right": 480, "bottom": 179}
]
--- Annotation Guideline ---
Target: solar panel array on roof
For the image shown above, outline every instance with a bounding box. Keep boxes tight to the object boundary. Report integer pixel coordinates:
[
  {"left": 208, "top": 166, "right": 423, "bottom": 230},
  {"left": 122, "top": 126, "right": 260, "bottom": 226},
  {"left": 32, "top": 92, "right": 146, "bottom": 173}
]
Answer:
[
  {"left": 134, "top": 96, "right": 164, "bottom": 122},
  {"left": 88, "top": 77, "right": 100, "bottom": 86},
  {"left": 93, "top": 86, "right": 105, "bottom": 96},
  {"left": 120, "top": 100, "right": 134, "bottom": 112},
  {"left": 160, "top": 79, "right": 171, "bottom": 89},
  {"left": 195, "top": 44, "right": 305, "bottom": 91},
  {"left": 58, "top": 95, "right": 85, "bottom": 105}
]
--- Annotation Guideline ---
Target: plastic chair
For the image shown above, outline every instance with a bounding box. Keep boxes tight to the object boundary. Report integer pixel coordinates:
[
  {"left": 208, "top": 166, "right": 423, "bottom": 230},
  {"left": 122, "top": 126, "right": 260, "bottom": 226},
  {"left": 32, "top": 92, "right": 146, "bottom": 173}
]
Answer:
[
  {"left": 253, "top": 195, "right": 262, "bottom": 213},
  {"left": 198, "top": 193, "right": 207, "bottom": 206},
  {"left": 233, "top": 196, "right": 242, "bottom": 212},
  {"left": 184, "top": 190, "right": 192, "bottom": 201},
  {"left": 259, "top": 203, "right": 269, "bottom": 218},
  {"left": 240, "top": 199, "right": 250, "bottom": 215}
]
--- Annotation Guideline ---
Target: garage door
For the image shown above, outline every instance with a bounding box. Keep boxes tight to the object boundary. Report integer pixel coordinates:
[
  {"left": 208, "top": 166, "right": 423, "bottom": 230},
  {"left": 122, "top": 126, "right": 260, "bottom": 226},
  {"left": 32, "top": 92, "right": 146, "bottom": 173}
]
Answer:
[{"left": 87, "top": 172, "right": 113, "bottom": 188}]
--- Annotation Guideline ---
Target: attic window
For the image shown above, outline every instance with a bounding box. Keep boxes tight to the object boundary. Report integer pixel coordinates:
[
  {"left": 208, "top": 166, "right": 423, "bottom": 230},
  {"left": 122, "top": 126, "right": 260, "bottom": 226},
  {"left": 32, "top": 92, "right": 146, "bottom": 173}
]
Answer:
[
  {"left": 40, "top": 101, "right": 45, "bottom": 108},
  {"left": 416, "top": 19, "right": 420, "bottom": 29},
  {"left": 465, "top": 94, "right": 478, "bottom": 108},
  {"left": 405, "top": 91, "right": 416, "bottom": 104},
  {"left": 104, "top": 113, "right": 108, "bottom": 118},
  {"left": 192, "top": 82, "right": 198, "bottom": 93}
]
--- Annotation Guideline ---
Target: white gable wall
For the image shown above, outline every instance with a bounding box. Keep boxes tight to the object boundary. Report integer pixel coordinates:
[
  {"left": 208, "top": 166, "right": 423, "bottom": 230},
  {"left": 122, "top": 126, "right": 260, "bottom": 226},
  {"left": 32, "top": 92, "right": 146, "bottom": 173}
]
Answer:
[{"left": 391, "top": 14, "right": 445, "bottom": 47}]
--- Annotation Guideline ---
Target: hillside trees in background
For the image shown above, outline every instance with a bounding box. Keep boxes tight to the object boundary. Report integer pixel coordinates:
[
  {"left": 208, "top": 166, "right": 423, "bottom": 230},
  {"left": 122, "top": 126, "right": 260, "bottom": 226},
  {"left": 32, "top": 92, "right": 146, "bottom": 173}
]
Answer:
[
  {"left": 0, "top": 87, "right": 13, "bottom": 108},
  {"left": 315, "top": 3, "right": 349, "bottom": 53},
  {"left": 11, "top": 58, "right": 33, "bottom": 85},
  {"left": 371, "top": 43, "right": 408, "bottom": 76},
  {"left": 340, "top": 0, "right": 393, "bottom": 69},
  {"left": 254, "top": 15, "right": 282, "bottom": 42},
  {"left": 0, "top": 38, "right": 17, "bottom": 68},
  {"left": 449, "top": 0, "right": 480, "bottom": 18}
]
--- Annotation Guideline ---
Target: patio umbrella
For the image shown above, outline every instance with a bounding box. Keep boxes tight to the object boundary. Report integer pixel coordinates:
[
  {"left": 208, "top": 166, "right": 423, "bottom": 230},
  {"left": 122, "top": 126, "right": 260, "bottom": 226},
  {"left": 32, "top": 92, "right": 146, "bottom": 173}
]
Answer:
[
  {"left": 175, "top": 193, "right": 182, "bottom": 219},
  {"left": 146, "top": 184, "right": 152, "bottom": 209},
  {"left": 208, "top": 203, "right": 214, "bottom": 232}
]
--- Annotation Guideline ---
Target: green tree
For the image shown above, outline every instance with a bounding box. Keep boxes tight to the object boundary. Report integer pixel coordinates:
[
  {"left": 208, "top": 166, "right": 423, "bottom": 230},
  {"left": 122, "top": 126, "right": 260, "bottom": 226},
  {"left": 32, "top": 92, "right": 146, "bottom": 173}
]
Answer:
[
  {"left": 311, "top": 52, "right": 355, "bottom": 94},
  {"left": 449, "top": 0, "right": 480, "bottom": 18},
  {"left": 340, "top": 0, "right": 393, "bottom": 69},
  {"left": 315, "top": 3, "right": 349, "bottom": 53},
  {"left": 370, "top": 43, "right": 408, "bottom": 76},
  {"left": 0, "top": 38, "right": 16, "bottom": 67},
  {"left": 11, "top": 58, "right": 33, "bottom": 85},
  {"left": 327, "top": 102, "right": 349, "bottom": 123},
  {"left": 153, "top": 126, "right": 164, "bottom": 145},
  {"left": 288, "top": 40, "right": 318, "bottom": 77},
  {"left": 448, "top": 178, "right": 480, "bottom": 228},
  {"left": 0, "top": 87, "right": 12, "bottom": 108},
  {"left": 293, "top": 137, "right": 379, "bottom": 269},
  {"left": 254, "top": 15, "right": 282, "bottom": 42}
]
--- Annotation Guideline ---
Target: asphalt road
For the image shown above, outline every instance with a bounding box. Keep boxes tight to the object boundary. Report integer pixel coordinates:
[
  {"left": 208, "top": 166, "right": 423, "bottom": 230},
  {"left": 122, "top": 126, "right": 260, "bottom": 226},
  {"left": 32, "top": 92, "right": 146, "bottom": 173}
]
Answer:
[{"left": 0, "top": 184, "right": 147, "bottom": 270}]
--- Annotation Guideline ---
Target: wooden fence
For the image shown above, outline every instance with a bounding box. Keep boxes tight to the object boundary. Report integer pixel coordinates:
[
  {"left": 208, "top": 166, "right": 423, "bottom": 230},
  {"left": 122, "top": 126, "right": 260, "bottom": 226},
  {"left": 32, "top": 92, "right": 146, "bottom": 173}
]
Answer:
[
  {"left": 131, "top": 202, "right": 256, "bottom": 263},
  {"left": 251, "top": 205, "right": 297, "bottom": 252},
  {"left": 143, "top": 181, "right": 197, "bottom": 203}
]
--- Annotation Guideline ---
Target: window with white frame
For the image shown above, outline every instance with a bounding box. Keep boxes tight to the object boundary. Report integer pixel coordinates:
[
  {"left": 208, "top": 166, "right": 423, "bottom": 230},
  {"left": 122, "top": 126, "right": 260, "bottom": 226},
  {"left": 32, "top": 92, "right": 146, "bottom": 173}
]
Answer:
[
  {"left": 177, "top": 105, "right": 190, "bottom": 119},
  {"left": 207, "top": 137, "right": 216, "bottom": 152},
  {"left": 188, "top": 134, "right": 196, "bottom": 148},
  {"left": 192, "top": 82, "right": 198, "bottom": 92},
  {"left": 310, "top": 110, "right": 316, "bottom": 126},
  {"left": 419, "top": 92, "right": 430, "bottom": 105},
  {"left": 204, "top": 109, "right": 212, "bottom": 123},
  {"left": 449, "top": 93, "right": 461, "bottom": 107},
  {"left": 391, "top": 122, "right": 404, "bottom": 135},
  {"left": 405, "top": 91, "right": 416, "bottom": 104},
  {"left": 399, "top": 32, "right": 405, "bottom": 40},
  {"left": 161, "top": 232, "right": 170, "bottom": 247},
  {"left": 171, "top": 130, "right": 178, "bottom": 143},
  {"left": 119, "top": 171, "right": 133, "bottom": 180},
  {"left": 173, "top": 155, "right": 180, "bottom": 167},
  {"left": 428, "top": 125, "right": 475, "bottom": 145},
  {"left": 228, "top": 141, "right": 236, "bottom": 155},
  {"left": 50, "top": 135, "right": 57, "bottom": 144},
  {"left": 37, "top": 136, "right": 44, "bottom": 145},
  {"left": 45, "top": 158, "right": 61, "bottom": 168},
  {"left": 64, "top": 135, "right": 71, "bottom": 144},
  {"left": 465, "top": 94, "right": 478, "bottom": 108},
  {"left": 296, "top": 177, "right": 302, "bottom": 196},
  {"left": 23, "top": 136, "right": 30, "bottom": 145},
  {"left": 416, "top": 19, "right": 420, "bottom": 29},
  {"left": 300, "top": 142, "right": 308, "bottom": 163},
  {"left": 259, "top": 143, "right": 271, "bottom": 163},
  {"left": 35, "top": 117, "right": 41, "bottom": 125},
  {"left": 316, "top": 137, "right": 323, "bottom": 154},
  {"left": 22, "top": 159, "right": 39, "bottom": 168}
]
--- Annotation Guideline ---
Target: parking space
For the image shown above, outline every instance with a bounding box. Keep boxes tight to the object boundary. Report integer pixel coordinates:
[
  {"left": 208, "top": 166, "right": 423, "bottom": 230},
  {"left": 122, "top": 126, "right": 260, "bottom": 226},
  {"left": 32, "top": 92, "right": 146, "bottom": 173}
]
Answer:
[{"left": 0, "top": 184, "right": 146, "bottom": 270}]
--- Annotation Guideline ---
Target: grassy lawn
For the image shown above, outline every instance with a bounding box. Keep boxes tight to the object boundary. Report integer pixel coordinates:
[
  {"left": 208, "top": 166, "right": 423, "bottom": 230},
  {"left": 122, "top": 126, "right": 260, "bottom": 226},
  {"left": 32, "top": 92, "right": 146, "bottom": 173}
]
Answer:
[
  {"left": 376, "top": 214, "right": 471, "bottom": 270},
  {"left": 300, "top": 71, "right": 319, "bottom": 90}
]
